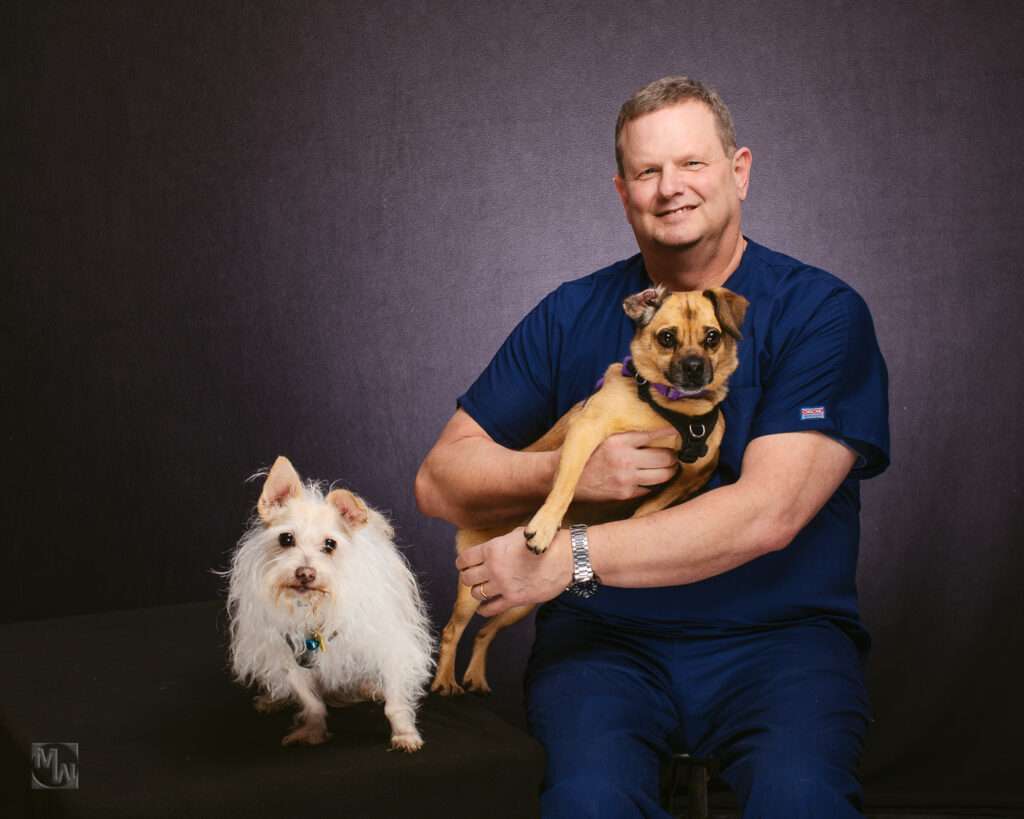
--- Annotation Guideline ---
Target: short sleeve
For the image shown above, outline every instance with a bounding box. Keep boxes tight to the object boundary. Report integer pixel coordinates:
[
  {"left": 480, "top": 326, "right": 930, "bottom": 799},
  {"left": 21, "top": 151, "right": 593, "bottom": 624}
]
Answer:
[
  {"left": 751, "top": 288, "right": 890, "bottom": 479},
  {"left": 457, "top": 295, "right": 561, "bottom": 450}
]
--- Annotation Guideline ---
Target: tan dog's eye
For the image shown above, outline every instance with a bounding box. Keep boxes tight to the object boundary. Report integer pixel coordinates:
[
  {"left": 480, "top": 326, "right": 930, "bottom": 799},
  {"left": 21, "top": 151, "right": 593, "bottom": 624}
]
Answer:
[
  {"left": 278, "top": 532, "right": 295, "bottom": 548},
  {"left": 657, "top": 330, "right": 676, "bottom": 349},
  {"left": 323, "top": 538, "right": 337, "bottom": 554},
  {"left": 704, "top": 330, "right": 721, "bottom": 349}
]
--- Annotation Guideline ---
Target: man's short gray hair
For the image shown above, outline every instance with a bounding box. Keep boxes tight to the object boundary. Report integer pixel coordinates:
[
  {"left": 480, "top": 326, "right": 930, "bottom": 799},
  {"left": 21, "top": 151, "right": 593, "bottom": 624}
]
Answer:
[{"left": 615, "top": 77, "right": 737, "bottom": 176}]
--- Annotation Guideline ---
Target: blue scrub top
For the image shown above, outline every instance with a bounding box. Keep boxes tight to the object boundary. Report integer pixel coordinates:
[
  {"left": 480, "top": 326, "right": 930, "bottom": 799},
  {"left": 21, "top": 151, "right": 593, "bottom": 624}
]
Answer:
[{"left": 458, "top": 239, "right": 890, "bottom": 645}]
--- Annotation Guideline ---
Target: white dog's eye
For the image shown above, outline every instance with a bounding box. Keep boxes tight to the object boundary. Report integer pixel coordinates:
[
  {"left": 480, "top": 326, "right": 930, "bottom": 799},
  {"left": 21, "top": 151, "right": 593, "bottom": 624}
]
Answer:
[
  {"left": 323, "top": 538, "right": 337, "bottom": 554},
  {"left": 278, "top": 532, "right": 295, "bottom": 548}
]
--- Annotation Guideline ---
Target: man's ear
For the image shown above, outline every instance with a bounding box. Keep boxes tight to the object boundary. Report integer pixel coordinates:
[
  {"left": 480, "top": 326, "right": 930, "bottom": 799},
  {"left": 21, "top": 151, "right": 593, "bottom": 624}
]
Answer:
[
  {"left": 257, "top": 456, "right": 304, "bottom": 521},
  {"left": 731, "top": 146, "right": 752, "bottom": 202},
  {"left": 613, "top": 173, "right": 630, "bottom": 218},
  {"left": 623, "top": 286, "right": 668, "bottom": 326}
]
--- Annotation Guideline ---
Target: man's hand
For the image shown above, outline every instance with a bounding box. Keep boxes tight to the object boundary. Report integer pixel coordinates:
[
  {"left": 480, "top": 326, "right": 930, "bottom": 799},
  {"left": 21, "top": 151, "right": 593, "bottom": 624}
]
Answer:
[
  {"left": 573, "top": 427, "right": 680, "bottom": 502},
  {"left": 455, "top": 527, "right": 573, "bottom": 617}
]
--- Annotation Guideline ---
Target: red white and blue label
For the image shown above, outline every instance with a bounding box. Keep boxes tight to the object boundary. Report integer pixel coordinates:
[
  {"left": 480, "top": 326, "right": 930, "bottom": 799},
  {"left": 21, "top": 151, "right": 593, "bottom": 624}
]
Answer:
[{"left": 800, "top": 406, "right": 826, "bottom": 421}]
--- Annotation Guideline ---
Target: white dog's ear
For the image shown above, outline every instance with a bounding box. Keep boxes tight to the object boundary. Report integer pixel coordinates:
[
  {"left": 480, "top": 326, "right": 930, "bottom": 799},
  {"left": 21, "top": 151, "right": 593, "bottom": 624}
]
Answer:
[
  {"left": 622, "top": 286, "right": 668, "bottom": 326},
  {"left": 257, "top": 456, "right": 304, "bottom": 521},
  {"left": 326, "top": 489, "right": 369, "bottom": 529}
]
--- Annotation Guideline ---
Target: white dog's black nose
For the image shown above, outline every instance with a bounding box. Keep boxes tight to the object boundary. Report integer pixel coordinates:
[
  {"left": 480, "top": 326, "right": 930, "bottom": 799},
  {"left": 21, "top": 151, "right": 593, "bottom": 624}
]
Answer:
[{"left": 296, "top": 566, "right": 317, "bottom": 585}]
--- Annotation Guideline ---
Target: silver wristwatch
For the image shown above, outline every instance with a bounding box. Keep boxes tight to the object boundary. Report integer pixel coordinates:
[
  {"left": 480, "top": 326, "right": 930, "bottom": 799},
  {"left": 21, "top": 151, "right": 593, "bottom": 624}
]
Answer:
[{"left": 565, "top": 523, "right": 601, "bottom": 598}]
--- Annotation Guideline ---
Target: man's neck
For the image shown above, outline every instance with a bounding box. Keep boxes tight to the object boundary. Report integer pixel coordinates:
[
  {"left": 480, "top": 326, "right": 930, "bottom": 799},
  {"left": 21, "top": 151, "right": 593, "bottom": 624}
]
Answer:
[{"left": 643, "top": 231, "right": 747, "bottom": 292}]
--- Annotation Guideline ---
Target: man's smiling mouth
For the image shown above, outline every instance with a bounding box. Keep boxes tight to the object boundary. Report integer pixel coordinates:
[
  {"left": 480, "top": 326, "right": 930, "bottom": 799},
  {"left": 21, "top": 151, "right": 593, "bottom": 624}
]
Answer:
[{"left": 659, "top": 204, "right": 697, "bottom": 216}]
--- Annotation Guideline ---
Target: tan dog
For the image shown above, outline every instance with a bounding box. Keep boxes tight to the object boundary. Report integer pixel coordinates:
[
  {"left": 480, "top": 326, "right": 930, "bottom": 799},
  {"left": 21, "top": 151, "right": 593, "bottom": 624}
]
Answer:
[{"left": 430, "top": 285, "right": 748, "bottom": 696}]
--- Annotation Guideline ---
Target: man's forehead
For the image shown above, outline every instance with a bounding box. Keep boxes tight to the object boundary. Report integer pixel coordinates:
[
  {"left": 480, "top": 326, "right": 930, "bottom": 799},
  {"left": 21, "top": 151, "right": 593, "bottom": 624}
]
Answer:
[{"left": 620, "top": 102, "right": 720, "bottom": 159}]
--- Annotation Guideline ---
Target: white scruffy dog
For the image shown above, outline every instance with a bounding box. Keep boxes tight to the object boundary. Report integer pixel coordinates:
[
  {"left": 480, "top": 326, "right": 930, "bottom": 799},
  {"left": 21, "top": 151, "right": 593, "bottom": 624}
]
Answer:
[{"left": 226, "top": 456, "right": 433, "bottom": 752}]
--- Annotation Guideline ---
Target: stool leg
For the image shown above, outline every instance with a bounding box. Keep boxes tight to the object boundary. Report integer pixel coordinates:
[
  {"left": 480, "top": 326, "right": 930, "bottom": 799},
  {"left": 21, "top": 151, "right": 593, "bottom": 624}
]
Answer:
[
  {"left": 664, "top": 754, "right": 718, "bottom": 818},
  {"left": 688, "top": 762, "right": 709, "bottom": 819}
]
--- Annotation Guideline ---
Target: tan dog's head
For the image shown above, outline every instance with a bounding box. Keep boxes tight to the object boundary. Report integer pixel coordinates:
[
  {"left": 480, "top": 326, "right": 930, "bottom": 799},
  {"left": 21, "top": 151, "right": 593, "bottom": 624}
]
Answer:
[{"left": 622, "top": 286, "right": 748, "bottom": 401}]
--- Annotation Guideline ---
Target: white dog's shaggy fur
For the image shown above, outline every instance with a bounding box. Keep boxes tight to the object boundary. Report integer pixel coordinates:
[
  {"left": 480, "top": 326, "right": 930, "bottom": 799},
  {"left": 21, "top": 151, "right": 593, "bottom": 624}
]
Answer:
[{"left": 226, "top": 456, "right": 434, "bottom": 752}]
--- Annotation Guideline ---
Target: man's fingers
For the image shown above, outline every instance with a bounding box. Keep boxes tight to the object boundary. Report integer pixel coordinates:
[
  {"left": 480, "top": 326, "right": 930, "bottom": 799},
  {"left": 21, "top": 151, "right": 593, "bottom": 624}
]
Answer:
[
  {"left": 454, "top": 546, "right": 482, "bottom": 572},
  {"left": 477, "top": 598, "right": 507, "bottom": 617}
]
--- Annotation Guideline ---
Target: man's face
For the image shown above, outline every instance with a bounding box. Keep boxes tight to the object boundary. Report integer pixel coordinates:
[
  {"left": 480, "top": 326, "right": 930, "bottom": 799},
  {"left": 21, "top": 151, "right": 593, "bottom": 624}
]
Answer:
[{"left": 614, "top": 101, "right": 751, "bottom": 255}]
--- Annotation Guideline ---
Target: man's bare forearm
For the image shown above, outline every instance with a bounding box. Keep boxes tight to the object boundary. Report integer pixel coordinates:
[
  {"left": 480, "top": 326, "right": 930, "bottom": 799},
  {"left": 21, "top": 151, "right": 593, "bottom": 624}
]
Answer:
[
  {"left": 589, "top": 431, "right": 857, "bottom": 587},
  {"left": 414, "top": 410, "right": 560, "bottom": 529}
]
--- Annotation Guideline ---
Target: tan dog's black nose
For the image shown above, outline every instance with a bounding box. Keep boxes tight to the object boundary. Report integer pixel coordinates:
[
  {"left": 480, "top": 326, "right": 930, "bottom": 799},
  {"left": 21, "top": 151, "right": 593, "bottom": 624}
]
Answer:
[
  {"left": 296, "top": 566, "right": 317, "bottom": 585},
  {"left": 674, "top": 355, "right": 711, "bottom": 389}
]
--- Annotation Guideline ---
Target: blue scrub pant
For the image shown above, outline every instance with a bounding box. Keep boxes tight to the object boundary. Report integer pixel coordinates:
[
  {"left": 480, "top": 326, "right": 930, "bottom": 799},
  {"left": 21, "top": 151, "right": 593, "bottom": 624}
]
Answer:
[{"left": 524, "top": 607, "right": 870, "bottom": 818}]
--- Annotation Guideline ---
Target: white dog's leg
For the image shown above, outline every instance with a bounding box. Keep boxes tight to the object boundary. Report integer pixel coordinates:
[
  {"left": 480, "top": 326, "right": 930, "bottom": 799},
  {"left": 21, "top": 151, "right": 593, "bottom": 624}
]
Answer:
[
  {"left": 282, "top": 666, "right": 330, "bottom": 746},
  {"left": 383, "top": 688, "right": 422, "bottom": 752}
]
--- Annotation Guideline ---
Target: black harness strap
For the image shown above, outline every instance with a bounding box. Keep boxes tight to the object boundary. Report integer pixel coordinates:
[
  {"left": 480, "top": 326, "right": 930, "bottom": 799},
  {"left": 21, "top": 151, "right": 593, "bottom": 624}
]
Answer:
[{"left": 626, "top": 360, "right": 719, "bottom": 464}]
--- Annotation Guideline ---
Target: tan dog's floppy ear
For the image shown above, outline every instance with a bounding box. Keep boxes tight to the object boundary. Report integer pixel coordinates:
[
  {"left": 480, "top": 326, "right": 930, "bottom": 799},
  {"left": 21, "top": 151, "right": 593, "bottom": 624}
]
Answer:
[
  {"left": 623, "top": 285, "right": 668, "bottom": 326},
  {"left": 703, "top": 287, "right": 749, "bottom": 340},
  {"left": 258, "top": 456, "right": 304, "bottom": 521},
  {"left": 326, "top": 489, "right": 370, "bottom": 530}
]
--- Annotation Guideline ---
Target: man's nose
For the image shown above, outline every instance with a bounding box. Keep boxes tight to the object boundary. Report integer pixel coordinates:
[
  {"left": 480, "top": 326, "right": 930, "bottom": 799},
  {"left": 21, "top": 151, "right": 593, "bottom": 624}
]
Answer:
[{"left": 657, "top": 164, "right": 688, "bottom": 199}]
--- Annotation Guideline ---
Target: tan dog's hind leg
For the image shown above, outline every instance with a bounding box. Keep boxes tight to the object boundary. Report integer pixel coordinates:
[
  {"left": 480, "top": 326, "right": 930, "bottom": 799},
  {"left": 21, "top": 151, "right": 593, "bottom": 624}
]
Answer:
[
  {"left": 461, "top": 603, "right": 535, "bottom": 695},
  {"left": 430, "top": 579, "right": 479, "bottom": 696}
]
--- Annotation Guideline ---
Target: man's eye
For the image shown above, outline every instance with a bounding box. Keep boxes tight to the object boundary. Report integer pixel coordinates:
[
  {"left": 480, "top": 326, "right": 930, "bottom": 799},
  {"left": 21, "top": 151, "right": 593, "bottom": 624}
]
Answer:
[
  {"left": 683, "top": 160, "right": 706, "bottom": 171},
  {"left": 639, "top": 168, "right": 657, "bottom": 177}
]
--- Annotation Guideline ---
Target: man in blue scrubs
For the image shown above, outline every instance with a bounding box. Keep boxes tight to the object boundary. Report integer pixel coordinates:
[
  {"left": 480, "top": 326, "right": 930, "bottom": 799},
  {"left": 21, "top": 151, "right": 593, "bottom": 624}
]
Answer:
[{"left": 416, "top": 77, "right": 889, "bottom": 817}]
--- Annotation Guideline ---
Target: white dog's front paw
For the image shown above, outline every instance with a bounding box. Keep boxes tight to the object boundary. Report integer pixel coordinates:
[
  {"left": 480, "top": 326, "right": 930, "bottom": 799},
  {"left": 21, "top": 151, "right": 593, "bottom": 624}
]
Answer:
[{"left": 390, "top": 730, "right": 423, "bottom": 753}]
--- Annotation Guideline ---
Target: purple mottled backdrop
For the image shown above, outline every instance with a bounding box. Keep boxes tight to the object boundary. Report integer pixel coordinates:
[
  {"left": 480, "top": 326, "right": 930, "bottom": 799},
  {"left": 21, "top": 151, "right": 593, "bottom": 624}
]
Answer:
[{"left": 3, "top": 0, "right": 1021, "bottom": 811}]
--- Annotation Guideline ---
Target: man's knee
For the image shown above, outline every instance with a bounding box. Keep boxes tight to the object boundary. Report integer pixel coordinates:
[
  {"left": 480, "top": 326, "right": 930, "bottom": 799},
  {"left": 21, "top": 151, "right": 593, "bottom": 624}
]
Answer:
[{"left": 730, "top": 749, "right": 863, "bottom": 818}]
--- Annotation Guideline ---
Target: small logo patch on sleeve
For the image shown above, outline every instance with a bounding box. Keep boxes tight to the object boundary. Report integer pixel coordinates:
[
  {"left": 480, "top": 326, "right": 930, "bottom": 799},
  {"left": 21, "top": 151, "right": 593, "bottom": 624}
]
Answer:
[{"left": 800, "top": 407, "right": 826, "bottom": 421}]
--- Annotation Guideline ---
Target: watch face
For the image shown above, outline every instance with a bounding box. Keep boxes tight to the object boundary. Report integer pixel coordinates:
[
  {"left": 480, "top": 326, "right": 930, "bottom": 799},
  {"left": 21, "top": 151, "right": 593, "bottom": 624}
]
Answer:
[{"left": 568, "top": 579, "right": 600, "bottom": 599}]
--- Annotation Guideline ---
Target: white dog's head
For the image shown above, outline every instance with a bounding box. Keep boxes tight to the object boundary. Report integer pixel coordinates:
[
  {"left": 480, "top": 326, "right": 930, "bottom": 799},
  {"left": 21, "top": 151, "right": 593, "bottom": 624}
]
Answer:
[{"left": 229, "top": 456, "right": 392, "bottom": 623}]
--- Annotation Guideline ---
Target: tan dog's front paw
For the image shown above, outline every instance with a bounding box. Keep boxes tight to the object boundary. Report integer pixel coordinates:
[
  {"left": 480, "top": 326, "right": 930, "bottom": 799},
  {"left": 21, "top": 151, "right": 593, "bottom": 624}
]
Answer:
[{"left": 523, "top": 512, "right": 559, "bottom": 554}]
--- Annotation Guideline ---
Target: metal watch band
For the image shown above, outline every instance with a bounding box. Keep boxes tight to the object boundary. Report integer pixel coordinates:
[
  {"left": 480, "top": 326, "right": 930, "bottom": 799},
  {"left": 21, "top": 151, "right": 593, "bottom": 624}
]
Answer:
[
  {"left": 569, "top": 523, "right": 594, "bottom": 583},
  {"left": 566, "top": 523, "right": 600, "bottom": 598}
]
